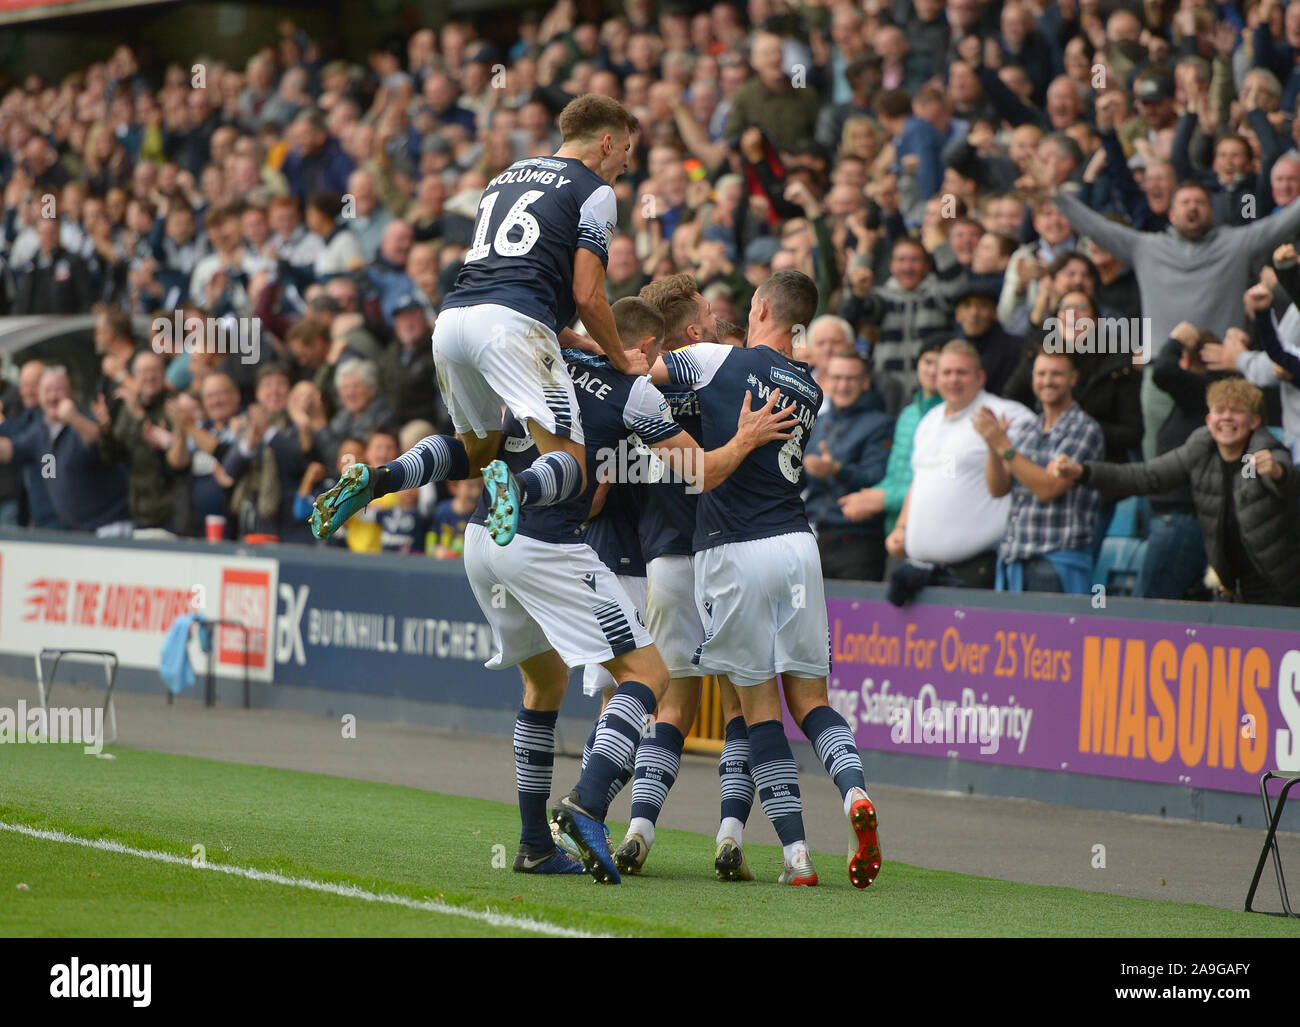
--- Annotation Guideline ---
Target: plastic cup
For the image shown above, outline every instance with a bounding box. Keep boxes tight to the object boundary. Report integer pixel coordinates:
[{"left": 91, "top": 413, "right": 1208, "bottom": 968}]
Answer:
[{"left": 205, "top": 515, "right": 226, "bottom": 542}]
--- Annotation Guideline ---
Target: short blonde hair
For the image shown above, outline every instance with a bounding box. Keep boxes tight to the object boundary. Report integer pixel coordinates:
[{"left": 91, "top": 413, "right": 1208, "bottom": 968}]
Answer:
[
  {"left": 1206, "top": 376, "right": 1264, "bottom": 414},
  {"left": 940, "top": 338, "right": 981, "bottom": 366},
  {"left": 400, "top": 419, "right": 436, "bottom": 451}
]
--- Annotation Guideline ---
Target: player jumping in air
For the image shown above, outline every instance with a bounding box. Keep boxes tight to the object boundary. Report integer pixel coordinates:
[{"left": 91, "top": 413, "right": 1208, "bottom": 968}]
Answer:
[
  {"left": 314, "top": 298, "right": 796, "bottom": 880},
  {"left": 310, "top": 94, "right": 644, "bottom": 546},
  {"left": 651, "top": 269, "right": 883, "bottom": 888}
]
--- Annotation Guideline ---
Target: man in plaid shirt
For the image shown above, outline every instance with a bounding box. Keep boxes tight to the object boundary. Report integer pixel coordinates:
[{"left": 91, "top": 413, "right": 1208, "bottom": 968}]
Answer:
[{"left": 972, "top": 346, "right": 1104, "bottom": 594}]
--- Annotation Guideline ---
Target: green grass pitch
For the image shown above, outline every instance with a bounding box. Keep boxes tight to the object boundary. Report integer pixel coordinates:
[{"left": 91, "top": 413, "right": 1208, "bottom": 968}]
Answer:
[{"left": 1, "top": 742, "right": 1297, "bottom": 938}]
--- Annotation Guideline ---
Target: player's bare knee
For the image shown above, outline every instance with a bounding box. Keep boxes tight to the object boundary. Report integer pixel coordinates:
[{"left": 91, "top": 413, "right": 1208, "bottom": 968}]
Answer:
[
  {"left": 654, "top": 703, "right": 693, "bottom": 733},
  {"left": 519, "top": 652, "right": 569, "bottom": 710},
  {"left": 656, "top": 677, "right": 701, "bottom": 733},
  {"left": 716, "top": 678, "right": 743, "bottom": 722},
  {"left": 522, "top": 678, "right": 566, "bottom": 709},
  {"left": 783, "top": 675, "right": 830, "bottom": 728},
  {"left": 460, "top": 433, "right": 495, "bottom": 476},
  {"left": 736, "top": 679, "right": 783, "bottom": 725},
  {"left": 607, "top": 644, "right": 668, "bottom": 698}
]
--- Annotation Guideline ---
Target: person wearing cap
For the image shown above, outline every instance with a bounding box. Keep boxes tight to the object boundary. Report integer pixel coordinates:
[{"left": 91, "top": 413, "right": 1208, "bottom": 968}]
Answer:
[
  {"left": 379, "top": 294, "right": 448, "bottom": 429},
  {"left": 953, "top": 279, "right": 1024, "bottom": 396},
  {"left": 1119, "top": 71, "right": 1179, "bottom": 156}
]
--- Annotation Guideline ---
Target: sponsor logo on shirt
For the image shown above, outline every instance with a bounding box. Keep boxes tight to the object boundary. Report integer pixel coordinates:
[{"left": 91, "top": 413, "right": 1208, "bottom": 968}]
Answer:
[{"left": 768, "top": 367, "right": 820, "bottom": 405}]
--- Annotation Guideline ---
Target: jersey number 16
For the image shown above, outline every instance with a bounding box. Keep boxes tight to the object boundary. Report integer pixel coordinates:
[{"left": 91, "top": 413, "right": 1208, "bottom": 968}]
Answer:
[{"left": 464, "top": 189, "right": 544, "bottom": 262}]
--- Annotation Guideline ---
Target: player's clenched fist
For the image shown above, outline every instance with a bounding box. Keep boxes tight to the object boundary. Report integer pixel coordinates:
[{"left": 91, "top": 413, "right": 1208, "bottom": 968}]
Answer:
[{"left": 1251, "top": 448, "right": 1284, "bottom": 480}]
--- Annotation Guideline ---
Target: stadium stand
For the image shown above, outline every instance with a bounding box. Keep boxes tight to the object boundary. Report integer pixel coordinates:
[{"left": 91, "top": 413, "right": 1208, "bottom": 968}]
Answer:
[{"left": 0, "top": 0, "right": 1297, "bottom": 608}]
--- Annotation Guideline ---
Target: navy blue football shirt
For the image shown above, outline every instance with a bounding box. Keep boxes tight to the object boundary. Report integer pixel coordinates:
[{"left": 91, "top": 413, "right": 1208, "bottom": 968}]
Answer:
[
  {"left": 586, "top": 482, "right": 648, "bottom": 577},
  {"left": 440, "top": 156, "right": 617, "bottom": 332},
  {"left": 472, "top": 351, "right": 680, "bottom": 544},
  {"left": 662, "top": 342, "right": 822, "bottom": 551},
  {"left": 638, "top": 384, "right": 702, "bottom": 562}
]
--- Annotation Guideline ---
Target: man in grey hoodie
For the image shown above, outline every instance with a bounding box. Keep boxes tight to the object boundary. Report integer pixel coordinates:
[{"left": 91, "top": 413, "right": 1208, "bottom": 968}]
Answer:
[{"left": 1045, "top": 177, "right": 1300, "bottom": 459}]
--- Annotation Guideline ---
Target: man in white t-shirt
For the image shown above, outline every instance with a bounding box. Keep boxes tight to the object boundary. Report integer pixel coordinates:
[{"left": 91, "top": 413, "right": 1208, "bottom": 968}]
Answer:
[{"left": 885, "top": 339, "right": 1033, "bottom": 587}]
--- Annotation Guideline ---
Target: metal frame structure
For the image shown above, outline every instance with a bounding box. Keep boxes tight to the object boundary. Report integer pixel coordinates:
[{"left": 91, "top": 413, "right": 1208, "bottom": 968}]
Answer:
[
  {"left": 33, "top": 648, "right": 119, "bottom": 746},
  {"left": 1244, "top": 771, "right": 1300, "bottom": 918},
  {"left": 164, "top": 618, "right": 251, "bottom": 709}
]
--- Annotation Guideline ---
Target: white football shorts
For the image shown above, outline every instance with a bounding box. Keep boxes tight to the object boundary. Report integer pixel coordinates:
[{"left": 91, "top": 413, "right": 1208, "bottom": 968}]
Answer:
[
  {"left": 692, "top": 532, "right": 830, "bottom": 688},
  {"left": 645, "top": 555, "right": 705, "bottom": 680},
  {"left": 465, "top": 524, "right": 650, "bottom": 671},
  {"left": 432, "top": 303, "right": 584, "bottom": 445},
  {"left": 581, "top": 574, "right": 648, "bottom": 697}
]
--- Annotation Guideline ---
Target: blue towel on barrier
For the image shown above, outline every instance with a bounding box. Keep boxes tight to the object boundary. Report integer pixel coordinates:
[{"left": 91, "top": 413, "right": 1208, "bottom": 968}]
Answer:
[
  {"left": 996, "top": 548, "right": 1094, "bottom": 595},
  {"left": 160, "top": 613, "right": 212, "bottom": 694}
]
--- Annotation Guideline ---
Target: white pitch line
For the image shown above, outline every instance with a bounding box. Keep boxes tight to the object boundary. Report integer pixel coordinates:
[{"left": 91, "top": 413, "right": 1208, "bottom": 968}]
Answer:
[{"left": 0, "top": 821, "right": 610, "bottom": 939}]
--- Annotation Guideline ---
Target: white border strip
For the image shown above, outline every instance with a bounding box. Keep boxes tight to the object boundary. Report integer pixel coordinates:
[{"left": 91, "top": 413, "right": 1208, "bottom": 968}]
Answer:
[{"left": 0, "top": 821, "right": 610, "bottom": 939}]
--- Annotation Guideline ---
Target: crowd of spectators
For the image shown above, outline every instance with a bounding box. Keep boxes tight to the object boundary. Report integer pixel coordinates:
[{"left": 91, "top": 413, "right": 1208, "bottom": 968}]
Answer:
[{"left": 0, "top": 0, "right": 1298, "bottom": 601}]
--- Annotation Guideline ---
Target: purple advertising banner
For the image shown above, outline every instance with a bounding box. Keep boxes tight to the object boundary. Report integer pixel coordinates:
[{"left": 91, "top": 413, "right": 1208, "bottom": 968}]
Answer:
[{"left": 786, "top": 598, "right": 1300, "bottom": 795}]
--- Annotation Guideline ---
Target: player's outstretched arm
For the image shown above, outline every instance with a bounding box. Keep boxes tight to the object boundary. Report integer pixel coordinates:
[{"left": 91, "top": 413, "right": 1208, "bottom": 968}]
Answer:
[
  {"left": 574, "top": 250, "right": 646, "bottom": 375},
  {"left": 558, "top": 326, "right": 602, "bottom": 355},
  {"left": 650, "top": 388, "right": 797, "bottom": 492}
]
